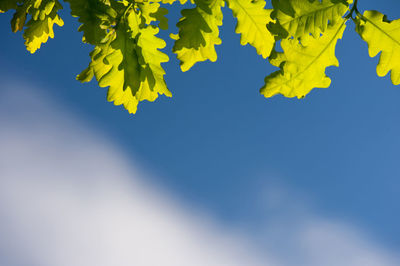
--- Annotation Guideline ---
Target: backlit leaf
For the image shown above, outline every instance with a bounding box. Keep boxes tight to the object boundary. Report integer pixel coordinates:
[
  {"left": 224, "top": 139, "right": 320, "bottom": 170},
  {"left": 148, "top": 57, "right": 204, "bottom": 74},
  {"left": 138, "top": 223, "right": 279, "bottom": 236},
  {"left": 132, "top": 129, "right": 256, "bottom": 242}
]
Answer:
[
  {"left": 356, "top": 10, "right": 400, "bottom": 85},
  {"left": 0, "top": 0, "right": 19, "bottom": 13},
  {"left": 138, "top": 2, "right": 168, "bottom": 30},
  {"left": 22, "top": 0, "right": 64, "bottom": 53},
  {"left": 172, "top": 0, "right": 224, "bottom": 72},
  {"left": 78, "top": 7, "right": 170, "bottom": 114},
  {"left": 270, "top": 0, "right": 350, "bottom": 39},
  {"left": 227, "top": 0, "right": 275, "bottom": 58},
  {"left": 261, "top": 18, "right": 346, "bottom": 98},
  {"left": 65, "top": 0, "right": 117, "bottom": 45}
]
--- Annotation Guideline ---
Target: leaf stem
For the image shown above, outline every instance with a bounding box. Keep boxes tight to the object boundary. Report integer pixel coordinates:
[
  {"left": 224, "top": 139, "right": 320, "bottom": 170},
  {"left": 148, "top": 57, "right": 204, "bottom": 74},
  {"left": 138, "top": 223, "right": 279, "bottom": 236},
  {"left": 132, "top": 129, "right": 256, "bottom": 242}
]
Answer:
[
  {"left": 123, "top": 3, "right": 134, "bottom": 20},
  {"left": 345, "top": 0, "right": 359, "bottom": 20}
]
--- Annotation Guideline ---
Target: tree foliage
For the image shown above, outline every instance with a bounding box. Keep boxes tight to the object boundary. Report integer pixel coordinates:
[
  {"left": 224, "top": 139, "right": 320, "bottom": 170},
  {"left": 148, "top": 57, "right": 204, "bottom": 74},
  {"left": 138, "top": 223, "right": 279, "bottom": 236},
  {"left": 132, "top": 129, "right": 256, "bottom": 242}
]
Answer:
[{"left": 1, "top": 0, "right": 399, "bottom": 114}]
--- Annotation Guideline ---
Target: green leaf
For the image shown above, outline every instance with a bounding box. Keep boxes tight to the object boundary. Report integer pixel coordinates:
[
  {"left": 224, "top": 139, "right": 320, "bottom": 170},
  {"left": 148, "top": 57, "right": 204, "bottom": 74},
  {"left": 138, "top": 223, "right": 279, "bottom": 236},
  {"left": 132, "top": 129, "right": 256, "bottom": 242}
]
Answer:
[
  {"left": 10, "top": 0, "right": 58, "bottom": 33},
  {"left": 151, "top": 6, "right": 169, "bottom": 30},
  {"left": 10, "top": 0, "right": 42, "bottom": 32},
  {"left": 356, "top": 10, "right": 400, "bottom": 85},
  {"left": 172, "top": 0, "right": 224, "bottom": 72},
  {"left": 138, "top": 2, "right": 168, "bottom": 30},
  {"left": 161, "top": 0, "right": 191, "bottom": 5},
  {"left": 22, "top": 0, "right": 64, "bottom": 53},
  {"left": 0, "top": 0, "right": 19, "bottom": 13},
  {"left": 65, "top": 0, "right": 117, "bottom": 45},
  {"left": 78, "top": 8, "right": 171, "bottom": 114},
  {"left": 227, "top": 0, "right": 275, "bottom": 58},
  {"left": 11, "top": 3, "right": 28, "bottom": 32},
  {"left": 270, "top": 0, "right": 350, "bottom": 39},
  {"left": 261, "top": 18, "right": 346, "bottom": 98}
]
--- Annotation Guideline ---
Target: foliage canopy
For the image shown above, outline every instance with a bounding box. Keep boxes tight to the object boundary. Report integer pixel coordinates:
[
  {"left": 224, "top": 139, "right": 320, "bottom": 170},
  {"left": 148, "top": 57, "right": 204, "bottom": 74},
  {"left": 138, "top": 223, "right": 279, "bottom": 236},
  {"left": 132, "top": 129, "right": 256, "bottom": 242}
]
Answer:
[{"left": 1, "top": 0, "right": 399, "bottom": 114}]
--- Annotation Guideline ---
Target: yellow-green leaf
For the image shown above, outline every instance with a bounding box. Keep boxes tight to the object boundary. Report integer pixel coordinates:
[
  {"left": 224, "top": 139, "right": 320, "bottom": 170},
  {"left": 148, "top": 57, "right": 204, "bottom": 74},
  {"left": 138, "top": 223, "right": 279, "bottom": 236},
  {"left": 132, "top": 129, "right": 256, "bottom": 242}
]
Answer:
[
  {"left": 270, "top": 0, "right": 350, "bottom": 39},
  {"left": 22, "top": 0, "right": 64, "bottom": 53},
  {"left": 65, "top": 0, "right": 117, "bottom": 45},
  {"left": 138, "top": 2, "right": 168, "bottom": 30},
  {"left": 11, "top": 4, "right": 27, "bottom": 32},
  {"left": 161, "top": 0, "right": 191, "bottom": 5},
  {"left": 261, "top": 19, "right": 346, "bottom": 98},
  {"left": 227, "top": 0, "right": 275, "bottom": 58},
  {"left": 78, "top": 9, "right": 170, "bottom": 114},
  {"left": 0, "top": 0, "right": 19, "bottom": 13},
  {"left": 152, "top": 6, "right": 169, "bottom": 30},
  {"left": 356, "top": 10, "right": 400, "bottom": 85},
  {"left": 172, "top": 0, "right": 224, "bottom": 72}
]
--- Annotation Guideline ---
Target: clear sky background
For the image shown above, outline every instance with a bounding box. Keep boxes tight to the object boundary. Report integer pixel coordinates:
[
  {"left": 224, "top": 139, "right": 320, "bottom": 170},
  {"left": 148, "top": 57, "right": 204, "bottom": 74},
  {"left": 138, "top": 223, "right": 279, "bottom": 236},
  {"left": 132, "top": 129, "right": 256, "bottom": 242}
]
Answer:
[{"left": 1, "top": 1, "right": 400, "bottom": 265}]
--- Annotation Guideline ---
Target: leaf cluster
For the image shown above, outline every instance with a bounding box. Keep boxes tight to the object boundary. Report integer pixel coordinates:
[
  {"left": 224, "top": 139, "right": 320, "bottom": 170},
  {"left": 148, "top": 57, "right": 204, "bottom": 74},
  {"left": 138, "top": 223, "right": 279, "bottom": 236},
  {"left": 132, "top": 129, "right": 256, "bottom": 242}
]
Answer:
[{"left": 1, "top": 0, "right": 399, "bottom": 114}]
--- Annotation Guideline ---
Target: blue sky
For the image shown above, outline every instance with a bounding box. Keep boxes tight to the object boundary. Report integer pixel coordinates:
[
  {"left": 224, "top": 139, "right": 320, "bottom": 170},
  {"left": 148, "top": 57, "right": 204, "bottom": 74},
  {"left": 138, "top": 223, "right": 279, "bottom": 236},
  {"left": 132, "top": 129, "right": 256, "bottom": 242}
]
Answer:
[{"left": 1, "top": 0, "right": 400, "bottom": 265}]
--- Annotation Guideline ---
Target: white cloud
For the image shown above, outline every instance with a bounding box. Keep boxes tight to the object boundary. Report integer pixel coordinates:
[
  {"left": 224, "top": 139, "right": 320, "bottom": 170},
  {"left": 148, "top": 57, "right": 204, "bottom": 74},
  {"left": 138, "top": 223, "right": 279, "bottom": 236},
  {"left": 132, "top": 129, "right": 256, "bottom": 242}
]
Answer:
[{"left": 0, "top": 81, "right": 398, "bottom": 266}]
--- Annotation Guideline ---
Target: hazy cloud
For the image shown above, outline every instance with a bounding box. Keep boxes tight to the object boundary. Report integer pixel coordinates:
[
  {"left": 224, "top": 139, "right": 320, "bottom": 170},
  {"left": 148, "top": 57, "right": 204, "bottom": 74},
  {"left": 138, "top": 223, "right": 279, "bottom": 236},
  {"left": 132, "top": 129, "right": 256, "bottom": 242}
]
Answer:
[{"left": 0, "top": 82, "right": 398, "bottom": 266}]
